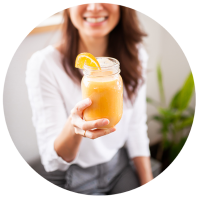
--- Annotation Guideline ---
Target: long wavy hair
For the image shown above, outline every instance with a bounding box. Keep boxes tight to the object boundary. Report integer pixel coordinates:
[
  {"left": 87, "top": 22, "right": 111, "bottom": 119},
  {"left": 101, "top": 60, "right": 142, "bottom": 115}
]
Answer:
[{"left": 59, "top": 6, "right": 147, "bottom": 101}]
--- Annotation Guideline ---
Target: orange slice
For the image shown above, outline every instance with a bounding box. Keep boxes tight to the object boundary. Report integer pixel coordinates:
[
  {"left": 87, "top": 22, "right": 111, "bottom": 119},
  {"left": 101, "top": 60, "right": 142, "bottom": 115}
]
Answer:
[{"left": 75, "top": 53, "right": 101, "bottom": 70}]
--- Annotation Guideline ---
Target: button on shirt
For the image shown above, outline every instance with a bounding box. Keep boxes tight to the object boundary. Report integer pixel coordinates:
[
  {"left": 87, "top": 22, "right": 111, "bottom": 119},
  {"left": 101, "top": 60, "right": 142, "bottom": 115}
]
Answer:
[{"left": 25, "top": 45, "right": 150, "bottom": 172}]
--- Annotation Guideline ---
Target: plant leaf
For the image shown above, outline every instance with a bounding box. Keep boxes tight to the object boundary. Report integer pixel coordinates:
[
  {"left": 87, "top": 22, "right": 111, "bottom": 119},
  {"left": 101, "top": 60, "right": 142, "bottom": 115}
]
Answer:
[
  {"left": 147, "top": 115, "right": 163, "bottom": 124},
  {"left": 170, "top": 90, "right": 181, "bottom": 109},
  {"left": 179, "top": 114, "right": 191, "bottom": 120},
  {"left": 178, "top": 72, "right": 195, "bottom": 111},
  {"left": 176, "top": 116, "right": 194, "bottom": 130},
  {"left": 158, "top": 108, "right": 172, "bottom": 116},
  {"left": 146, "top": 97, "right": 160, "bottom": 107},
  {"left": 146, "top": 97, "right": 154, "bottom": 103},
  {"left": 152, "top": 115, "right": 163, "bottom": 122},
  {"left": 157, "top": 63, "right": 166, "bottom": 105}
]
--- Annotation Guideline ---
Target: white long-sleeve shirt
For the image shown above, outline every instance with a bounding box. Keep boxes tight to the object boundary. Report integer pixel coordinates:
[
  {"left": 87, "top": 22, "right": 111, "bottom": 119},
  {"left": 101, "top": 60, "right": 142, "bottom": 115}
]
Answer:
[{"left": 25, "top": 45, "right": 150, "bottom": 172}]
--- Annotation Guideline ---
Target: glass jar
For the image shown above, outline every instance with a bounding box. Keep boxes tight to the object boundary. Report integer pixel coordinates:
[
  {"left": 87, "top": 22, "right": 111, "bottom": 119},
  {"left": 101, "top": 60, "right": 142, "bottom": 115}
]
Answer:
[{"left": 81, "top": 57, "right": 123, "bottom": 129}]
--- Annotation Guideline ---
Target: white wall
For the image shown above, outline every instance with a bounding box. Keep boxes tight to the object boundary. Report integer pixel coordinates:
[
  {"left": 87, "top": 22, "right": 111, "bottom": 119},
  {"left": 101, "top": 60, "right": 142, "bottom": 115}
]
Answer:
[
  {"left": 138, "top": 12, "right": 195, "bottom": 144},
  {"left": 3, "top": 12, "right": 195, "bottom": 164},
  {"left": 4, "top": 31, "right": 61, "bottom": 164},
  {"left": 137, "top": 12, "right": 164, "bottom": 144}
]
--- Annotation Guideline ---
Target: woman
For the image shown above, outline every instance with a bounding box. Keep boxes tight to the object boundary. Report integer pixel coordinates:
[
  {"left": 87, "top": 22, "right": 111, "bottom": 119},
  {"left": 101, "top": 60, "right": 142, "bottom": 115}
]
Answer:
[{"left": 26, "top": 3, "right": 153, "bottom": 195}]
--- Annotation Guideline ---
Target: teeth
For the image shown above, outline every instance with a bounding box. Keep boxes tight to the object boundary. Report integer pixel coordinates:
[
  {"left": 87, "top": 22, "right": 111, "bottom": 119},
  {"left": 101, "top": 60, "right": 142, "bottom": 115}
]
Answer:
[
  {"left": 85, "top": 17, "right": 106, "bottom": 23},
  {"left": 96, "top": 17, "right": 106, "bottom": 22}
]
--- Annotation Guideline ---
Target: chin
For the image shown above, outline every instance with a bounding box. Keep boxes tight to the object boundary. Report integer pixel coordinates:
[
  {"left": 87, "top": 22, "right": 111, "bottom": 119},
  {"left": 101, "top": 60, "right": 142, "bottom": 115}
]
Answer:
[{"left": 85, "top": 30, "right": 109, "bottom": 38}]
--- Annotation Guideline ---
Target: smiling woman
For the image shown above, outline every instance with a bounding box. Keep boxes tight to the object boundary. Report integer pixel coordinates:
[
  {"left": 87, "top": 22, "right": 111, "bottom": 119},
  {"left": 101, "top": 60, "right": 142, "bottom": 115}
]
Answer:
[{"left": 25, "top": 3, "right": 153, "bottom": 195}]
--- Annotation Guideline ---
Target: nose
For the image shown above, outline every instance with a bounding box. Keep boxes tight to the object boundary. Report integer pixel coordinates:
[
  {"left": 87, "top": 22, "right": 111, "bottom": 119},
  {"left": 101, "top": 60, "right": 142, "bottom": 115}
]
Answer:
[{"left": 86, "top": 3, "right": 103, "bottom": 11}]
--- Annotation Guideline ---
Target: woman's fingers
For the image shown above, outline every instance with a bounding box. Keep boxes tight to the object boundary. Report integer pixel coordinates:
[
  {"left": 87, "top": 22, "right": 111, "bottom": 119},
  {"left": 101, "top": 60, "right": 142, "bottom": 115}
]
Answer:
[
  {"left": 70, "top": 98, "right": 110, "bottom": 131},
  {"left": 72, "top": 117, "right": 110, "bottom": 131},
  {"left": 74, "top": 127, "right": 116, "bottom": 139},
  {"left": 71, "top": 98, "right": 92, "bottom": 117},
  {"left": 74, "top": 127, "right": 85, "bottom": 136},
  {"left": 71, "top": 98, "right": 112, "bottom": 137},
  {"left": 86, "top": 127, "right": 116, "bottom": 139}
]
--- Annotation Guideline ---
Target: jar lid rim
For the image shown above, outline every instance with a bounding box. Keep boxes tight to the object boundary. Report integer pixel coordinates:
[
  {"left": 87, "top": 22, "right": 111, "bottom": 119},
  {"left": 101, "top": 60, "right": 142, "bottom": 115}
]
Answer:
[
  {"left": 83, "top": 69, "right": 121, "bottom": 77},
  {"left": 84, "top": 57, "right": 120, "bottom": 70}
]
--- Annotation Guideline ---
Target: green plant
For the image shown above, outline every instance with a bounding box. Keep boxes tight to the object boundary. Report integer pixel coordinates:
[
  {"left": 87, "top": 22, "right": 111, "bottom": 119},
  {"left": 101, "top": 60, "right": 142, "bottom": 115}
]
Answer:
[{"left": 147, "top": 63, "right": 195, "bottom": 163}]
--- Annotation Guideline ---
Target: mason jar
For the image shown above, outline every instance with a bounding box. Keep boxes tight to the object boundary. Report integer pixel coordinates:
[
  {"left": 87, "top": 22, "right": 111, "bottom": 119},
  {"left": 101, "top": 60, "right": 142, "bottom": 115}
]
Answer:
[{"left": 81, "top": 57, "right": 123, "bottom": 129}]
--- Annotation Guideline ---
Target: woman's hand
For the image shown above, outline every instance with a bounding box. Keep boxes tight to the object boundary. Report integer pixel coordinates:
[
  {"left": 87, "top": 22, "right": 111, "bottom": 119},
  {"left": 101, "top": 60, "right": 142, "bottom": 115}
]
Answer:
[{"left": 70, "top": 98, "right": 116, "bottom": 139}]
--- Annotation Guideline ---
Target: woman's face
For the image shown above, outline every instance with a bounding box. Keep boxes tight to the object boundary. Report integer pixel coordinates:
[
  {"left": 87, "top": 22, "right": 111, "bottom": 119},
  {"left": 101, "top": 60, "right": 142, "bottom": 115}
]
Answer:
[{"left": 69, "top": 3, "right": 120, "bottom": 38}]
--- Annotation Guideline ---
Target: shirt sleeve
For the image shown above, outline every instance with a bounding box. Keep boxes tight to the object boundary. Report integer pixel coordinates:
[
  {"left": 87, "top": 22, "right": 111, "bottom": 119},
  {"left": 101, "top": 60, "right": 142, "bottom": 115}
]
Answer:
[
  {"left": 125, "top": 45, "right": 150, "bottom": 159},
  {"left": 25, "top": 51, "right": 78, "bottom": 172}
]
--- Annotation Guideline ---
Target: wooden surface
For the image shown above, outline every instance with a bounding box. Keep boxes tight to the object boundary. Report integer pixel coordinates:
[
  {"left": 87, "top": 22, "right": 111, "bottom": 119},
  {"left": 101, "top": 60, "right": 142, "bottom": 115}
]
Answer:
[
  {"left": 28, "top": 13, "right": 63, "bottom": 35},
  {"left": 29, "top": 24, "right": 62, "bottom": 35}
]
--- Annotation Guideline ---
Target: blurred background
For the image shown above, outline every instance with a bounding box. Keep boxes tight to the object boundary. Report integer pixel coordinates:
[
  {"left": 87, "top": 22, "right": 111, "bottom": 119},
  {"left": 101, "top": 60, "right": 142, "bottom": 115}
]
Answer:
[{"left": 3, "top": 10, "right": 195, "bottom": 172}]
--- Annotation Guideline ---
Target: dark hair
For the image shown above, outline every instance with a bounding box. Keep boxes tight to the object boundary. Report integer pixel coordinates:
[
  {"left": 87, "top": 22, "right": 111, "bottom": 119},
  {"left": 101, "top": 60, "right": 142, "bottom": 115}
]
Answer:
[{"left": 59, "top": 6, "right": 147, "bottom": 101}]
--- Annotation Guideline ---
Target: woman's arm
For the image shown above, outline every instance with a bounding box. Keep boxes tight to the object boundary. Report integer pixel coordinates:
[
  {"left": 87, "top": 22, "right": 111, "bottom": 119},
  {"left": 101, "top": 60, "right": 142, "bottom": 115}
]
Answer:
[
  {"left": 54, "top": 115, "right": 83, "bottom": 162},
  {"left": 54, "top": 98, "right": 116, "bottom": 163},
  {"left": 132, "top": 156, "right": 153, "bottom": 185}
]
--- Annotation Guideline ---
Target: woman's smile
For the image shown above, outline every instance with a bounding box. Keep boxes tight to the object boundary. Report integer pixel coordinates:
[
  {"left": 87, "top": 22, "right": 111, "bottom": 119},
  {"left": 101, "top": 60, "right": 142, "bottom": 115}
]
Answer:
[
  {"left": 69, "top": 4, "right": 120, "bottom": 37},
  {"left": 83, "top": 16, "right": 108, "bottom": 27}
]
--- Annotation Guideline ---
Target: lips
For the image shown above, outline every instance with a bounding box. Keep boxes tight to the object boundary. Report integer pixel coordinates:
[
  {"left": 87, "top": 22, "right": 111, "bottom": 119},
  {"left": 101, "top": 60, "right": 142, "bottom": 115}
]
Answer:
[{"left": 84, "top": 16, "right": 108, "bottom": 23}]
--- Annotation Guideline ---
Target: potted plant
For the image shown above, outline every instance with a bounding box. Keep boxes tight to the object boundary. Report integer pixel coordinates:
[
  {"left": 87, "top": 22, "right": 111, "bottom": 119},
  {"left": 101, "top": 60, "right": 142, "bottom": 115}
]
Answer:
[{"left": 147, "top": 64, "right": 195, "bottom": 170}]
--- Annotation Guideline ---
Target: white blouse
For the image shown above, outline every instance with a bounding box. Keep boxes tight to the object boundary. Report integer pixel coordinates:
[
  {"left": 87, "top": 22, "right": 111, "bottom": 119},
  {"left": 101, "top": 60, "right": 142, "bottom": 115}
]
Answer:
[{"left": 25, "top": 45, "right": 150, "bottom": 172}]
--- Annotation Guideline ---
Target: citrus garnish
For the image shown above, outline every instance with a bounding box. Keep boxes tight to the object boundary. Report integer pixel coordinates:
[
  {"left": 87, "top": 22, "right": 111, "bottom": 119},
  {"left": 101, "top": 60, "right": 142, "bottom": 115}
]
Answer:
[{"left": 75, "top": 53, "right": 101, "bottom": 70}]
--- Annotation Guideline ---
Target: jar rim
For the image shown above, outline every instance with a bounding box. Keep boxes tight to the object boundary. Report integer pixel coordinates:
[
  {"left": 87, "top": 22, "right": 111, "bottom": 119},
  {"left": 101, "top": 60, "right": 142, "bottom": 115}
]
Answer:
[
  {"left": 84, "top": 57, "right": 120, "bottom": 70},
  {"left": 83, "top": 70, "right": 121, "bottom": 77}
]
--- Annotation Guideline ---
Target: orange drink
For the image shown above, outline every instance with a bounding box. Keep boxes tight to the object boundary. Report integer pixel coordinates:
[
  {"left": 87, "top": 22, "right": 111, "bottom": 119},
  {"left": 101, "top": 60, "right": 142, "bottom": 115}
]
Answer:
[{"left": 81, "top": 57, "right": 123, "bottom": 129}]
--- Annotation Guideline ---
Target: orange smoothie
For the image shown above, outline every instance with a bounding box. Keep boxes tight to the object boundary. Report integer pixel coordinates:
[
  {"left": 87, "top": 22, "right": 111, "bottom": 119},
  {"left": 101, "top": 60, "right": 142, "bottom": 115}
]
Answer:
[{"left": 81, "top": 70, "right": 123, "bottom": 129}]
